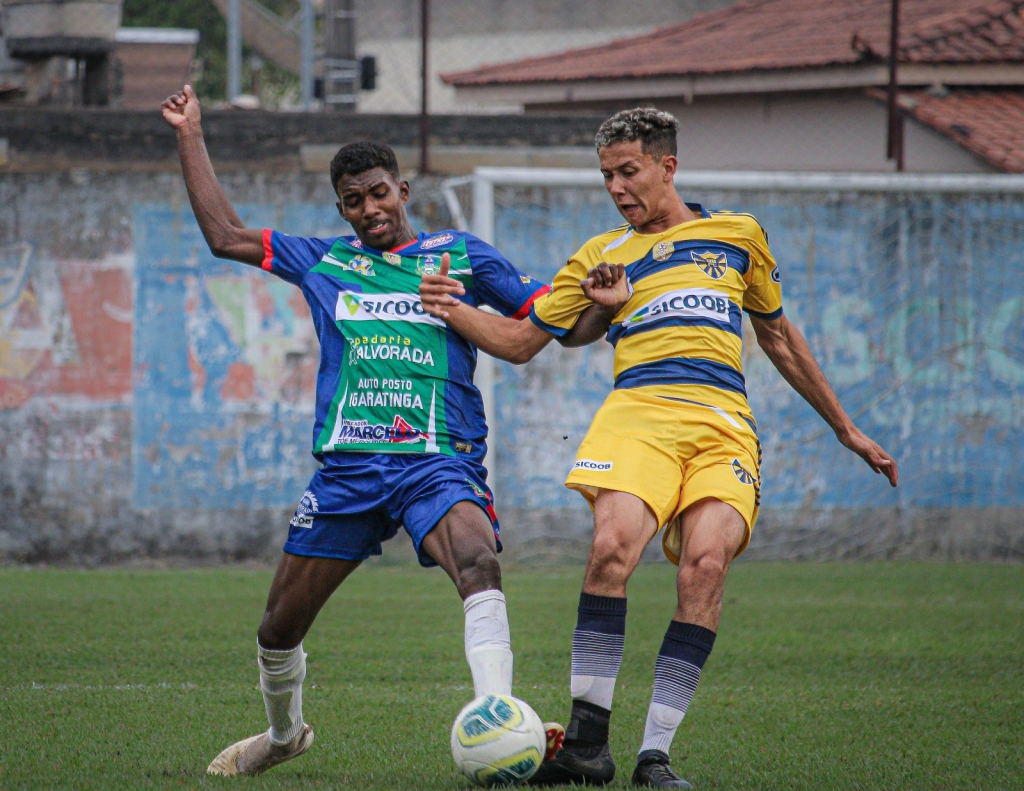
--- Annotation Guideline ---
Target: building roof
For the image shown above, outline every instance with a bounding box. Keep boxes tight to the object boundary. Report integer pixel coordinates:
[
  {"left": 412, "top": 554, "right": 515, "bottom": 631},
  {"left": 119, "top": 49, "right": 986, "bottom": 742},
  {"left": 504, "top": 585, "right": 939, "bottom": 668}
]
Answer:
[
  {"left": 443, "top": 0, "right": 1024, "bottom": 86},
  {"left": 895, "top": 89, "right": 1024, "bottom": 171}
]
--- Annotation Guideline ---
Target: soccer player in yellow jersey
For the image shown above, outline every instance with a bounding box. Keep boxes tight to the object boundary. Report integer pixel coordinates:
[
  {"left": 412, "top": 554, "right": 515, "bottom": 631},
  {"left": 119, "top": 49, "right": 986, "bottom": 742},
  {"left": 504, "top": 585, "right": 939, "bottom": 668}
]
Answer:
[{"left": 420, "top": 108, "right": 898, "bottom": 789}]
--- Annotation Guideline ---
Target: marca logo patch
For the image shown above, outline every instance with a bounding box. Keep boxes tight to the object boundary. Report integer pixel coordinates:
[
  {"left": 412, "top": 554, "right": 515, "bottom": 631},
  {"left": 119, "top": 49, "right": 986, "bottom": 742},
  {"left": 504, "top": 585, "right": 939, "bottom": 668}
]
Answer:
[
  {"left": 335, "top": 291, "right": 445, "bottom": 326},
  {"left": 420, "top": 233, "right": 454, "bottom": 249},
  {"left": 573, "top": 459, "right": 613, "bottom": 472},
  {"left": 624, "top": 288, "right": 732, "bottom": 327}
]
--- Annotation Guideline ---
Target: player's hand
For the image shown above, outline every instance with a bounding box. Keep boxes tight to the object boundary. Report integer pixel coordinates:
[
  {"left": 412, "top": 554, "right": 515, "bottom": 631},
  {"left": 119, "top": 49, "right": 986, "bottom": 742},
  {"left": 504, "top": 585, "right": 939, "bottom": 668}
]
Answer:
[
  {"left": 419, "top": 252, "right": 465, "bottom": 320},
  {"left": 581, "top": 263, "right": 630, "bottom": 311},
  {"left": 161, "top": 84, "right": 202, "bottom": 132},
  {"left": 840, "top": 427, "right": 899, "bottom": 487}
]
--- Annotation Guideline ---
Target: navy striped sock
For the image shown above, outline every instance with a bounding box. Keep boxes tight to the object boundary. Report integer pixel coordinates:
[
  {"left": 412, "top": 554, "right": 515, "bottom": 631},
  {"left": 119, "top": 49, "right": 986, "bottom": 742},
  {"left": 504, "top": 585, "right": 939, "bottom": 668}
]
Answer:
[
  {"left": 569, "top": 593, "right": 626, "bottom": 727},
  {"left": 638, "top": 621, "right": 716, "bottom": 758}
]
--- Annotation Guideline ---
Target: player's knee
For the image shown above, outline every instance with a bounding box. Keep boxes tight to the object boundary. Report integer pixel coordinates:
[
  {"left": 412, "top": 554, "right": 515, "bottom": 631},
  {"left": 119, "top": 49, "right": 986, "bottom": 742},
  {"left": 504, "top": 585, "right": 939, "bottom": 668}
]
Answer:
[
  {"left": 682, "top": 548, "right": 729, "bottom": 585},
  {"left": 587, "top": 531, "right": 633, "bottom": 584}
]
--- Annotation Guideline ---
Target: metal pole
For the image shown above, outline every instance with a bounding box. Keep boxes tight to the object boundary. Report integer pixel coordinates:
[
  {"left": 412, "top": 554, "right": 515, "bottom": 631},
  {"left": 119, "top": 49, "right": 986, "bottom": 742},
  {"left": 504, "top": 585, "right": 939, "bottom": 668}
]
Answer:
[
  {"left": 227, "top": 0, "right": 241, "bottom": 101},
  {"left": 301, "top": 0, "right": 314, "bottom": 110},
  {"left": 420, "top": 0, "right": 430, "bottom": 173},
  {"left": 886, "top": 0, "right": 904, "bottom": 171}
]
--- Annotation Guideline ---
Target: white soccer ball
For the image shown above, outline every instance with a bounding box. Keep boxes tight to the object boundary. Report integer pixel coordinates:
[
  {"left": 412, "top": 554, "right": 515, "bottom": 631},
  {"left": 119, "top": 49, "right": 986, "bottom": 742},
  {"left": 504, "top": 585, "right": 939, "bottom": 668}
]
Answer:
[{"left": 450, "top": 694, "right": 546, "bottom": 787}]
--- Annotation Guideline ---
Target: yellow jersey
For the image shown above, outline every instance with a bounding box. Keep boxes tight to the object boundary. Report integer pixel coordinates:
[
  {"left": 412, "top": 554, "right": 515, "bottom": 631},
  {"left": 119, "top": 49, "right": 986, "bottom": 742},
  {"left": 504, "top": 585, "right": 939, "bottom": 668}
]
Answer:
[{"left": 529, "top": 203, "right": 782, "bottom": 419}]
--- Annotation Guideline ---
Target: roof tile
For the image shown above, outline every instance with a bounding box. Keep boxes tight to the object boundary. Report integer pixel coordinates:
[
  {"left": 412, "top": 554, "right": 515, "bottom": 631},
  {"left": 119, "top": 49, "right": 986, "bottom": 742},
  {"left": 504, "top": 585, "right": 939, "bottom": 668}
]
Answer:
[
  {"left": 878, "top": 89, "right": 1024, "bottom": 171},
  {"left": 443, "top": 0, "right": 1024, "bottom": 86}
]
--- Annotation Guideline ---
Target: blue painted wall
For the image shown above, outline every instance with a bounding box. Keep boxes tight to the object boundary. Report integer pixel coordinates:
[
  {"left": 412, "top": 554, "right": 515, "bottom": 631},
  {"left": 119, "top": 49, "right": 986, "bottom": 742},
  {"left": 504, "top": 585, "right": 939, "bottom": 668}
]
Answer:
[{"left": 491, "top": 188, "right": 1024, "bottom": 511}]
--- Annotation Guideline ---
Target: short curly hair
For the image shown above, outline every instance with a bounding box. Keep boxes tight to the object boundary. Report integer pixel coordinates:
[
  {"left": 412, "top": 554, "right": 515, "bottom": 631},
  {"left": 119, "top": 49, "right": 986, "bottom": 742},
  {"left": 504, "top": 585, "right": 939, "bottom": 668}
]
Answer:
[
  {"left": 595, "top": 108, "right": 679, "bottom": 159},
  {"left": 330, "top": 142, "right": 400, "bottom": 190}
]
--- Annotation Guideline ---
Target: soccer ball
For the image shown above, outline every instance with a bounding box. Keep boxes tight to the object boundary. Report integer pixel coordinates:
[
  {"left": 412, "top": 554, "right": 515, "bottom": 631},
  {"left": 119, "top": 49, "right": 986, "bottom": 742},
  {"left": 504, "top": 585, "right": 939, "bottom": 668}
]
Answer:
[{"left": 450, "top": 694, "right": 546, "bottom": 787}]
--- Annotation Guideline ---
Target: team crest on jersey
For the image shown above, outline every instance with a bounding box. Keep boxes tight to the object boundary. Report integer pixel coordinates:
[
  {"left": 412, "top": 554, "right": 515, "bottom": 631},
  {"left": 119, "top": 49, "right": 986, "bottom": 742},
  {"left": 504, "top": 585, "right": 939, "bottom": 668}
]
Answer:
[
  {"left": 732, "top": 459, "right": 756, "bottom": 485},
  {"left": 348, "top": 237, "right": 363, "bottom": 249},
  {"left": 691, "top": 251, "right": 728, "bottom": 280},
  {"left": 383, "top": 251, "right": 402, "bottom": 266},
  {"left": 416, "top": 255, "right": 440, "bottom": 276},
  {"left": 343, "top": 254, "right": 375, "bottom": 277},
  {"left": 653, "top": 241, "right": 674, "bottom": 261},
  {"left": 421, "top": 233, "right": 454, "bottom": 250}
]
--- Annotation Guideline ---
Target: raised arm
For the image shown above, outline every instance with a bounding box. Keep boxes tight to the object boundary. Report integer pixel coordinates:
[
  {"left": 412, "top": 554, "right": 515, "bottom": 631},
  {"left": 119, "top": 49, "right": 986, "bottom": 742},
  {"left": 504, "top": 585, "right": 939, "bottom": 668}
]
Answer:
[
  {"left": 161, "top": 85, "right": 264, "bottom": 266},
  {"left": 751, "top": 314, "right": 898, "bottom": 486}
]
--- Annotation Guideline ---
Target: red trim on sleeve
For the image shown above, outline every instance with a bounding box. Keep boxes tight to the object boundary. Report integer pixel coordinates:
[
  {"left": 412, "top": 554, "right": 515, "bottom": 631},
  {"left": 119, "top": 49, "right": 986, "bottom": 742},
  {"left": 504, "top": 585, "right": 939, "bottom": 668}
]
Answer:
[
  {"left": 389, "top": 237, "right": 419, "bottom": 253},
  {"left": 261, "top": 228, "right": 274, "bottom": 272},
  {"left": 511, "top": 284, "right": 551, "bottom": 321}
]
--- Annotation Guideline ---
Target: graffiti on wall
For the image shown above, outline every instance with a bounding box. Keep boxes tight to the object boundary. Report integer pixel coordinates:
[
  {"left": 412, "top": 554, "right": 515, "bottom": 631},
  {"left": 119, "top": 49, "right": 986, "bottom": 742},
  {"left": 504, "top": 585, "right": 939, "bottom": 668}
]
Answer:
[{"left": 132, "top": 204, "right": 348, "bottom": 509}]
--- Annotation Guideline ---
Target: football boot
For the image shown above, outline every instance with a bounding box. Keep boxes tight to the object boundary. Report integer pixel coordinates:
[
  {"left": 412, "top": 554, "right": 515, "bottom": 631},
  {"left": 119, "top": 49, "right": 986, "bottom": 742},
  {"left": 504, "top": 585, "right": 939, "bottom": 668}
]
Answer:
[
  {"left": 206, "top": 724, "right": 314, "bottom": 776},
  {"left": 631, "top": 750, "right": 693, "bottom": 789}
]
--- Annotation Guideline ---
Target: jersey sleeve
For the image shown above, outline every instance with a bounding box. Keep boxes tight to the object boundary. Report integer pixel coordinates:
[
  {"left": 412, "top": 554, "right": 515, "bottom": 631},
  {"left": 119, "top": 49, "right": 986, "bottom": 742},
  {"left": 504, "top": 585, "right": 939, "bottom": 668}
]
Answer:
[
  {"left": 527, "top": 249, "right": 594, "bottom": 338},
  {"left": 462, "top": 236, "right": 550, "bottom": 320},
  {"left": 740, "top": 219, "right": 783, "bottom": 320},
  {"left": 261, "top": 229, "right": 335, "bottom": 287}
]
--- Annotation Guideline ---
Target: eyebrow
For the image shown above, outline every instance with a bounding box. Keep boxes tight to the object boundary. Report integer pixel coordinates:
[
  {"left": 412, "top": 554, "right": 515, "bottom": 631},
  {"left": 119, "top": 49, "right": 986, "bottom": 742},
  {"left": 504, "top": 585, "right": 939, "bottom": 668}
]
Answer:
[{"left": 343, "top": 180, "right": 388, "bottom": 196}]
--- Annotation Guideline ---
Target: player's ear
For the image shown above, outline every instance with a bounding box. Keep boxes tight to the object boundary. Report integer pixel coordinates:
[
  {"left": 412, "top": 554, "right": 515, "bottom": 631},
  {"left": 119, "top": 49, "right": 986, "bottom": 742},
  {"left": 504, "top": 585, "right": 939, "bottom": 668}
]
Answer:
[
  {"left": 399, "top": 179, "right": 411, "bottom": 204},
  {"left": 662, "top": 155, "right": 678, "bottom": 181}
]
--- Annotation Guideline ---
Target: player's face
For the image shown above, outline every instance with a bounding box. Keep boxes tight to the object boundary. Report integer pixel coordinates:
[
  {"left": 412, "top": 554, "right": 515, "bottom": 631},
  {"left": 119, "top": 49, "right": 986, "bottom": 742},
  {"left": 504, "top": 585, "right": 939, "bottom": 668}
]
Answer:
[
  {"left": 599, "top": 141, "right": 678, "bottom": 232},
  {"left": 336, "top": 168, "right": 413, "bottom": 250}
]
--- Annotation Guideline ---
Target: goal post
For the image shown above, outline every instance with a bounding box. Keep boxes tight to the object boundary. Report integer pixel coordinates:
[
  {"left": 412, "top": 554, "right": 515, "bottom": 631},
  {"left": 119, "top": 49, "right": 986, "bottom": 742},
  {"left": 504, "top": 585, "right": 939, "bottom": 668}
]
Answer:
[{"left": 450, "top": 167, "right": 1024, "bottom": 557}]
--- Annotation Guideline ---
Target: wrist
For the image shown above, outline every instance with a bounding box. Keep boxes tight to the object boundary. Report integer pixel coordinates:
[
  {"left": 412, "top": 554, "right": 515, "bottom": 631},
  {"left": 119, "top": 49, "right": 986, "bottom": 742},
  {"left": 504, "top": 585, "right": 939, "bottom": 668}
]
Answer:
[
  {"left": 834, "top": 422, "right": 857, "bottom": 445},
  {"left": 177, "top": 121, "right": 203, "bottom": 139}
]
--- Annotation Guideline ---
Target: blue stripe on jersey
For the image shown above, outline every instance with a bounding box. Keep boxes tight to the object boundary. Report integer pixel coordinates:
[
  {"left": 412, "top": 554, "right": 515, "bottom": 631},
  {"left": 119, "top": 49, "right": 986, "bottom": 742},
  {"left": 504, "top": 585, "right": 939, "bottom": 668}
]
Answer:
[
  {"left": 528, "top": 305, "right": 569, "bottom": 337},
  {"left": 744, "top": 305, "right": 784, "bottom": 320},
  {"left": 614, "top": 357, "right": 747, "bottom": 395},
  {"left": 605, "top": 303, "right": 743, "bottom": 346},
  {"left": 625, "top": 240, "right": 750, "bottom": 284}
]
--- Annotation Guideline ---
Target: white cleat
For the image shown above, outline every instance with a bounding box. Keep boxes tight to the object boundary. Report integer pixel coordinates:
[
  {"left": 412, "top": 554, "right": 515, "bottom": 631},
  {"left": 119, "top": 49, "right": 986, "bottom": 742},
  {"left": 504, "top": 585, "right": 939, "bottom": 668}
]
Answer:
[{"left": 206, "top": 724, "right": 314, "bottom": 776}]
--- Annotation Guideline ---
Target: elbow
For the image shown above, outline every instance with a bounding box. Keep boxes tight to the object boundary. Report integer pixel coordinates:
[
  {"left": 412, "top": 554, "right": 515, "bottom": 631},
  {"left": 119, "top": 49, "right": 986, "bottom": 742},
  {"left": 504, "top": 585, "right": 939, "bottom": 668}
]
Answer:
[{"left": 507, "top": 348, "right": 533, "bottom": 365}]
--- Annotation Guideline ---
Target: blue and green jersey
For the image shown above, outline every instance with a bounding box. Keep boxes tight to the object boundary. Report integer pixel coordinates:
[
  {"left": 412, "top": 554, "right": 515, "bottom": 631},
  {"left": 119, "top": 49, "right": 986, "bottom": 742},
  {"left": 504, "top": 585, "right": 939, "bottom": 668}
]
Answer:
[{"left": 261, "top": 229, "right": 549, "bottom": 462}]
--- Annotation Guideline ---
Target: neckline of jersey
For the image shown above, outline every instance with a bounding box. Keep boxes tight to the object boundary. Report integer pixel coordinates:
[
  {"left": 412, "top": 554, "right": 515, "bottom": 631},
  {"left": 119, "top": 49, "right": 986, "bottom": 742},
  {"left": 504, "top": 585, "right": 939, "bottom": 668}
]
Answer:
[
  {"left": 627, "top": 202, "right": 711, "bottom": 237},
  {"left": 347, "top": 232, "right": 424, "bottom": 255}
]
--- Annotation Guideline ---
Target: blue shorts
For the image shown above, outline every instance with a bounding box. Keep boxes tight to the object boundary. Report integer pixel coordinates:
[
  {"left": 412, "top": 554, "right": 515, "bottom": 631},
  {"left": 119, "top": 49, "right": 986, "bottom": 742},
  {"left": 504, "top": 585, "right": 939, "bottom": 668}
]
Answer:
[{"left": 283, "top": 452, "right": 500, "bottom": 568}]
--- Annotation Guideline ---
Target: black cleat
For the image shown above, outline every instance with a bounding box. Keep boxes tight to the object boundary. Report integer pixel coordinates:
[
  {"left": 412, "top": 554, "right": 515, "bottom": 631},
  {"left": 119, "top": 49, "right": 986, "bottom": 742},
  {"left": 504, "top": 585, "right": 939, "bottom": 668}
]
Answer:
[
  {"left": 528, "top": 741, "right": 616, "bottom": 786},
  {"left": 631, "top": 751, "right": 693, "bottom": 789}
]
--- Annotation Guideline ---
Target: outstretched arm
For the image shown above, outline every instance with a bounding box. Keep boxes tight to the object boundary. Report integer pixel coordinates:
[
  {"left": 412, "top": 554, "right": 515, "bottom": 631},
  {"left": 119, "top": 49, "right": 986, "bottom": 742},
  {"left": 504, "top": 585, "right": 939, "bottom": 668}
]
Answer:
[
  {"left": 751, "top": 314, "right": 898, "bottom": 486},
  {"left": 161, "top": 85, "right": 264, "bottom": 266},
  {"left": 420, "top": 256, "right": 553, "bottom": 363}
]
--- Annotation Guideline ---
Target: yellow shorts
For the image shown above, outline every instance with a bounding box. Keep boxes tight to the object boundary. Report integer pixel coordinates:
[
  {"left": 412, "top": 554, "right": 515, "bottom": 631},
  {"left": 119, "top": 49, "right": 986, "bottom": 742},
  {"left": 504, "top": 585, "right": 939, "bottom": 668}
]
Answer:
[{"left": 565, "top": 388, "right": 762, "bottom": 564}]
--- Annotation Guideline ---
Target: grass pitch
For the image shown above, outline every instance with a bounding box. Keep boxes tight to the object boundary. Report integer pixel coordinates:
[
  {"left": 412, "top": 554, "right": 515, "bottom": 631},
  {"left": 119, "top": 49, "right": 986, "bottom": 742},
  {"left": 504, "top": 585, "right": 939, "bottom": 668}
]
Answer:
[{"left": 0, "top": 562, "right": 1021, "bottom": 789}]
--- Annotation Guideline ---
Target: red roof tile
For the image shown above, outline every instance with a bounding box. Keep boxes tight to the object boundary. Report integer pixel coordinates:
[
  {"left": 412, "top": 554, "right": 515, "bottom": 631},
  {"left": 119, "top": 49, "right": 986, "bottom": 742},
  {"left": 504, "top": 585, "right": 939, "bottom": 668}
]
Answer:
[
  {"left": 443, "top": 0, "right": 1023, "bottom": 87},
  {"left": 894, "top": 89, "right": 1024, "bottom": 172}
]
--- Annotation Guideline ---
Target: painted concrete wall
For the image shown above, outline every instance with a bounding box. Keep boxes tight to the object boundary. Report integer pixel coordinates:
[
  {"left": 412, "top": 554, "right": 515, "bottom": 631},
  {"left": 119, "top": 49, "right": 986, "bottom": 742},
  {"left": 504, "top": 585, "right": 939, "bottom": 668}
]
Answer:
[
  {"left": 1, "top": 168, "right": 1021, "bottom": 564},
  {"left": 532, "top": 92, "right": 994, "bottom": 174}
]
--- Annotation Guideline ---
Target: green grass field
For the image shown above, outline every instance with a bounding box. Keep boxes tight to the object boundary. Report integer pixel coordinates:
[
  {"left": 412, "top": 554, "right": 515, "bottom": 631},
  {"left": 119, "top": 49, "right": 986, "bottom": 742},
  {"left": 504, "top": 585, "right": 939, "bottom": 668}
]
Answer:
[{"left": 1, "top": 562, "right": 1021, "bottom": 789}]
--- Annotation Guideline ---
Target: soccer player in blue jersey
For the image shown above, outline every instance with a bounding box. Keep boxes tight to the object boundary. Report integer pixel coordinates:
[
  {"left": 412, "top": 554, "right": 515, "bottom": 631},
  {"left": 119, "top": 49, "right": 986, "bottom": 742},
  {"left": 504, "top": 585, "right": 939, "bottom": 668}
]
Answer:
[
  {"left": 420, "top": 108, "right": 898, "bottom": 788},
  {"left": 160, "top": 86, "right": 609, "bottom": 777}
]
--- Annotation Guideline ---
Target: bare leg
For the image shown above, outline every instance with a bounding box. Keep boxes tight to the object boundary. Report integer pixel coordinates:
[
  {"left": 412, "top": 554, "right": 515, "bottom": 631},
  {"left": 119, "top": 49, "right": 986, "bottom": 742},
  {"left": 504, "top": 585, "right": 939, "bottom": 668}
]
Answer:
[
  {"left": 257, "top": 553, "right": 362, "bottom": 649},
  {"left": 673, "top": 498, "right": 747, "bottom": 630},
  {"left": 420, "top": 499, "right": 510, "bottom": 696},
  {"left": 583, "top": 488, "right": 661, "bottom": 596},
  {"left": 632, "top": 498, "right": 749, "bottom": 775},
  {"left": 420, "top": 499, "right": 502, "bottom": 599}
]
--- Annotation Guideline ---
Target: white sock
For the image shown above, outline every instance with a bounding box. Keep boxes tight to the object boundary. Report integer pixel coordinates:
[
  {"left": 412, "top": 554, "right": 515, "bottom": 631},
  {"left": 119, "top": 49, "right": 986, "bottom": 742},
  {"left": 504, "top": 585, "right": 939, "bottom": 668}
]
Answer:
[
  {"left": 464, "top": 589, "right": 513, "bottom": 697},
  {"left": 258, "top": 642, "right": 306, "bottom": 745}
]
